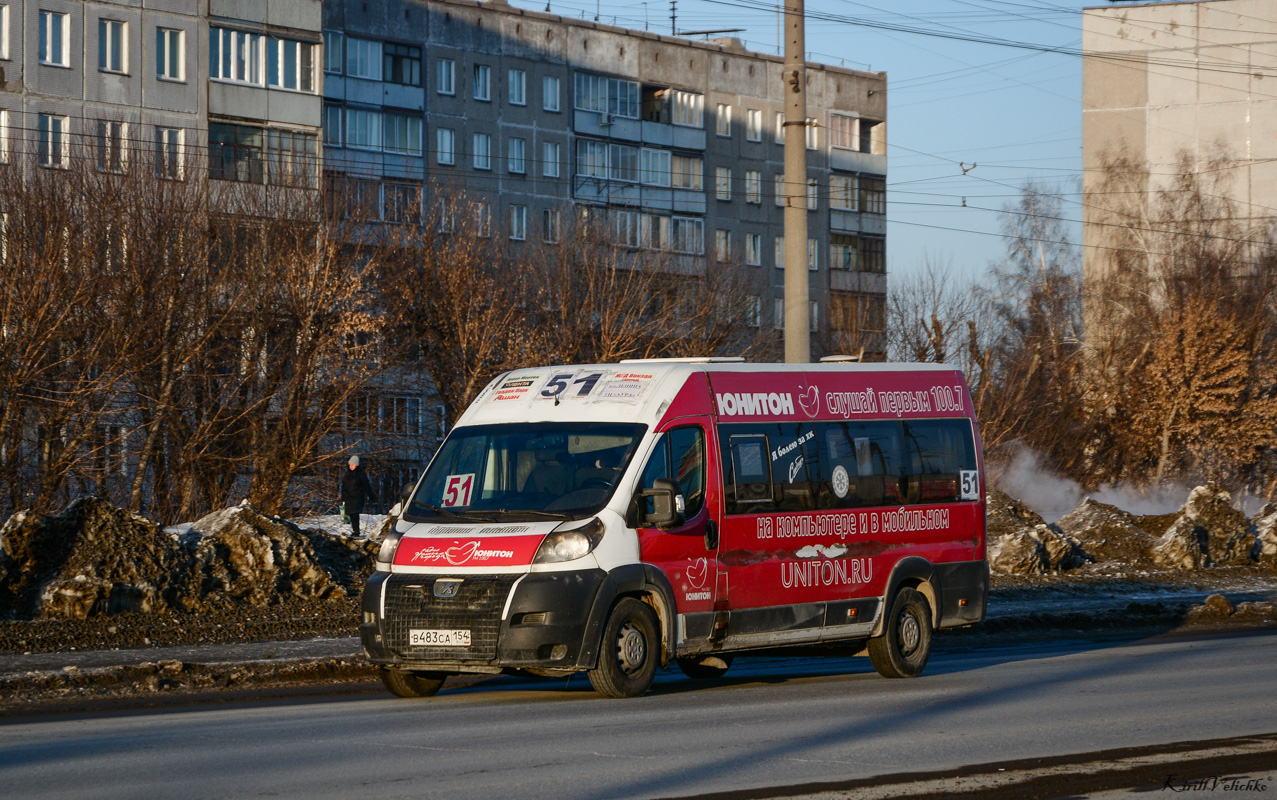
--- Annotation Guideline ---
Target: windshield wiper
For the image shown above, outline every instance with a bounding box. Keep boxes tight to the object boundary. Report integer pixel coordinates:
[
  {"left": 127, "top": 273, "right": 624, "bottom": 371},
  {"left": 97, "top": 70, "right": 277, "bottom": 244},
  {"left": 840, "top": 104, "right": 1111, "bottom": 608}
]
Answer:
[
  {"left": 413, "top": 503, "right": 474, "bottom": 522},
  {"left": 488, "top": 509, "right": 573, "bottom": 521}
]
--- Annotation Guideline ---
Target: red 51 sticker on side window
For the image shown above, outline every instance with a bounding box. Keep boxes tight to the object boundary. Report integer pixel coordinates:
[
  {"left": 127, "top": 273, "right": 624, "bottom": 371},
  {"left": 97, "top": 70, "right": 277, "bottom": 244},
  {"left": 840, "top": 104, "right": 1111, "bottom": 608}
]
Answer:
[{"left": 442, "top": 474, "right": 475, "bottom": 507}]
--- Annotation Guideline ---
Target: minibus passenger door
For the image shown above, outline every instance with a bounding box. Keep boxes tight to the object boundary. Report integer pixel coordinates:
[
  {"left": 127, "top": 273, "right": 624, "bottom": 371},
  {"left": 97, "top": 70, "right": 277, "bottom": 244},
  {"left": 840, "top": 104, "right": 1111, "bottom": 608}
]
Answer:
[{"left": 631, "top": 420, "right": 722, "bottom": 620}]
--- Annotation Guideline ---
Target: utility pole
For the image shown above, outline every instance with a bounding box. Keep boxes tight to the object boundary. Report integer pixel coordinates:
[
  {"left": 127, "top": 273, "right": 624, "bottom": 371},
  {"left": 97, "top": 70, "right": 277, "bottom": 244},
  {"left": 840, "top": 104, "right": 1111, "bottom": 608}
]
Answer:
[{"left": 782, "top": 0, "right": 809, "bottom": 363}]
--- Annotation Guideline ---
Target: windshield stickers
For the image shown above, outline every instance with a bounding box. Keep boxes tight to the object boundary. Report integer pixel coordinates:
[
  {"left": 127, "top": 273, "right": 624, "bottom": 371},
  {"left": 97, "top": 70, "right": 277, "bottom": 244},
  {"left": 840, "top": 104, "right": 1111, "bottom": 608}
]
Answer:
[
  {"left": 493, "top": 375, "right": 540, "bottom": 402},
  {"left": 442, "top": 474, "right": 475, "bottom": 507}
]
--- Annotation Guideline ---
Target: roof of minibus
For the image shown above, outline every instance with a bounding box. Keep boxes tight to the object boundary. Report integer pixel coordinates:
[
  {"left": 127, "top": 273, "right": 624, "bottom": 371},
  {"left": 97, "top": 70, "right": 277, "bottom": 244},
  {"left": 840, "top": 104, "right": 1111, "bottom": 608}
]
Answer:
[{"left": 455, "top": 360, "right": 967, "bottom": 429}]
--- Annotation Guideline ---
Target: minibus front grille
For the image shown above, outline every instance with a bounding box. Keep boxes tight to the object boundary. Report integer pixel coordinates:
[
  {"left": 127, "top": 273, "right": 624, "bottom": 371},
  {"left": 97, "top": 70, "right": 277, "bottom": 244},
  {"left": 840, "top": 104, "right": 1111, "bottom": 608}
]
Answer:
[{"left": 382, "top": 574, "right": 520, "bottom": 662}]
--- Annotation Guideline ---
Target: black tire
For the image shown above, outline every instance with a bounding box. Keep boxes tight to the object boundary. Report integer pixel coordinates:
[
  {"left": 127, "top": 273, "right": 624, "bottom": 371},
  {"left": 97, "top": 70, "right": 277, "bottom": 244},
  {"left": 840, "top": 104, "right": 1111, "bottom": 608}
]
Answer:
[
  {"left": 379, "top": 667, "right": 446, "bottom": 698},
  {"left": 588, "top": 597, "right": 661, "bottom": 698},
  {"left": 868, "top": 587, "right": 933, "bottom": 679},
  {"left": 677, "top": 654, "right": 734, "bottom": 680}
]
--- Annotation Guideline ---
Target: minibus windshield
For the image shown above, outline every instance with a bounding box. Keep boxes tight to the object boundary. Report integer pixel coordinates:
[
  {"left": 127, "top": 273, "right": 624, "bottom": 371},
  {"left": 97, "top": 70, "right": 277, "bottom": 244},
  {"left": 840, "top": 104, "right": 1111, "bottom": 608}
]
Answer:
[{"left": 404, "top": 422, "right": 648, "bottom": 523}]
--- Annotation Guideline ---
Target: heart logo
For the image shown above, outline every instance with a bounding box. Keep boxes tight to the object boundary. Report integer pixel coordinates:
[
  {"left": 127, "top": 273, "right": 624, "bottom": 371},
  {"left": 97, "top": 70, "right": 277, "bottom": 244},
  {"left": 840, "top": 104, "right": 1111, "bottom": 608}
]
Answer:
[
  {"left": 798, "top": 384, "right": 820, "bottom": 418},
  {"left": 445, "top": 540, "right": 480, "bottom": 565},
  {"left": 685, "top": 557, "right": 708, "bottom": 589}
]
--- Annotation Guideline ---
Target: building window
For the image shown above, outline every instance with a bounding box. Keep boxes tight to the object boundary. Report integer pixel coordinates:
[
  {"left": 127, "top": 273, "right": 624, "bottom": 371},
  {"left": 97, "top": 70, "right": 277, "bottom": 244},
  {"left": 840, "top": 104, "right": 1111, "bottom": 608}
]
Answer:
[
  {"left": 860, "top": 176, "right": 886, "bottom": 214},
  {"left": 774, "top": 236, "right": 783, "bottom": 269},
  {"left": 671, "top": 217, "right": 704, "bottom": 254},
  {"left": 774, "top": 174, "right": 785, "bottom": 207},
  {"left": 672, "top": 90, "right": 703, "bottom": 127},
  {"left": 807, "top": 179, "right": 818, "bottom": 211},
  {"left": 323, "top": 31, "right": 343, "bottom": 73},
  {"left": 475, "top": 200, "right": 491, "bottom": 237},
  {"left": 157, "top": 28, "right": 185, "bottom": 81},
  {"left": 510, "top": 205, "right": 527, "bottom": 241},
  {"left": 715, "top": 167, "right": 731, "bottom": 201},
  {"left": 99, "top": 19, "right": 127, "bottom": 73},
  {"left": 156, "top": 127, "right": 183, "bottom": 180},
  {"left": 716, "top": 103, "right": 731, "bottom": 137},
  {"left": 385, "top": 182, "right": 422, "bottom": 225},
  {"left": 323, "top": 103, "right": 342, "bottom": 146},
  {"left": 383, "top": 43, "right": 421, "bottom": 86},
  {"left": 542, "top": 141, "right": 560, "bottom": 177},
  {"left": 831, "top": 174, "right": 856, "bottom": 210},
  {"left": 473, "top": 64, "right": 491, "bottom": 100},
  {"left": 0, "top": 109, "right": 8, "bottom": 165},
  {"left": 437, "top": 58, "right": 455, "bottom": 94},
  {"left": 0, "top": 5, "right": 9, "bottom": 61},
  {"left": 210, "top": 28, "right": 263, "bottom": 84},
  {"left": 745, "top": 170, "right": 761, "bottom": 204},
  {"left": 473, "top": 132, "right": 491, "bottom": 170},
  {"left": 209, "top": 122, "right": 261, "bottom": 182},
  {"left": 574, "top": 73, "right": 639, "bottom": 118},
  {"left": 746, "top": 296, "right": 761, "bottom": 328},
  {"left": 268, "top": 38, "right": 317, "bottom": 92},
  {"left": 345, "top": 108, "right": 381, "bottom": 150},
  {"left": 806, "top": 117, "right": 818, "bottom": 150},
  {"left": 265, "top": 129, "right": 317, "bottom": 188},
  {"left": 861, "top": 236, "right": 885, "bottom": 273},
  {"left": 543, "top": 75, "right": 561, "bottom": 111},
  {"left": 97, "top": 120, "right": 126, "bottom": 173},
  {"left": 508, "top": 137, "right": 526, "bottom": 174},
  {"left": 39, "top": 10, "right": 69, "bottom": 67},
  {"left": 745, "top": 233, "right": 761, "bottom": 266},
  {"left": 859, "top": 120, "right": 881, "bottom": 153},
  {"left": 383, "top": 112, "right": 421, "bottom": 155},
  {"left": 543, "top": 209, "right": 560, "bottom": 243},
  {"left": 746, "top": 108, "right": 761, "bottom": 141},
  {"left": 641, "top": 148, "right": 671, "bottom": 186},
  {"left": 436, "top": 128, "right": 455, "bottom": 165},
  {"left": 509, "top": 68, "right": 526, "bottom": 105},
  {"left": 641, "top": 213, "right": 669, "bottom": 250},
  {"left": 672, "top": 154, "right": 702, "bottom": 190},
  {"left": 38, "top": 114, "right": 68, "bottom": 168},
  {"left": 715, "top": 229, "right": 731, "bottom": 261},
  {"left": 808, "top": 238, "right": 819, "bottom": 271},
  {"left": 831, "top": 234, "right": 857, "bottom": 271},
  {"left": 346, "top": 37, "right": 381, "bottom": 80},
  {"left": 774, "top": 111, "right": 784, "bottom": 144},
  {"left": 831, "top": 114, "right": 855, "bottom": 150}
]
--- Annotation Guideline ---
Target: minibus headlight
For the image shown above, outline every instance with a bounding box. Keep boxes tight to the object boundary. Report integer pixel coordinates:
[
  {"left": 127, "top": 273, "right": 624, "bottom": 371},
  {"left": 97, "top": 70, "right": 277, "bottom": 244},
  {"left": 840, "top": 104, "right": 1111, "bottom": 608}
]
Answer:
[
  {"left": 378, "top": 529, "right": 405, "bottom": 564},
  {"left": 534, "top": 518, "right": 605, "bottom": 564}
]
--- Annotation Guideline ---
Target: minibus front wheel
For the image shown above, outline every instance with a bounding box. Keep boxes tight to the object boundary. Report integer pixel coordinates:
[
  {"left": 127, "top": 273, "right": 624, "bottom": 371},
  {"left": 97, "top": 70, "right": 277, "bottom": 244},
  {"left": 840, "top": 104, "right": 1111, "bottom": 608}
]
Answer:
[
  {"left": 379, "top": 667, "right": 447, "bottom": 698},
  {"left": 588, "top": 597, "right": 660, "bottom": 698},
  {"left": 868, "top": 588, "right": 933, "bottom": 679}
]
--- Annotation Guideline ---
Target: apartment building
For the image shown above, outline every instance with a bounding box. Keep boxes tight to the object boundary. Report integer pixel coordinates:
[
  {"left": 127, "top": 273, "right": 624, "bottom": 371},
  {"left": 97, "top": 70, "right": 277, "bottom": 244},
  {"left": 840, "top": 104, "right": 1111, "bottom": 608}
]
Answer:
[
  {"left": 320, "top": 0, "right": 889, "bottom": 355},
  {"left": 0, "top": 0, "right": 888, "bottom": 506},
  {"left": 1082, "top": 0, "right": 1277, "bottom": 335}
]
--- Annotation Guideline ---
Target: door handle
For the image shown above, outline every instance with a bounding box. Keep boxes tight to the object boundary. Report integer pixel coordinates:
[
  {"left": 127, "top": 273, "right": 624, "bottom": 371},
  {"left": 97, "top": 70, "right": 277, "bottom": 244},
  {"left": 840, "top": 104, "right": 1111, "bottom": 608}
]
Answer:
[{"left": 704, "top": 520, "right": 718, "bottom": 551}]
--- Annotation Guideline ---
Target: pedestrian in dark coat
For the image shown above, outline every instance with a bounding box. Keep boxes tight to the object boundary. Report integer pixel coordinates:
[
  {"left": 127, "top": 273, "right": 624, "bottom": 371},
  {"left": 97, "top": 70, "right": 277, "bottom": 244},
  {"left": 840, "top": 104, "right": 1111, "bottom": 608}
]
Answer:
[{"left": 341, "top": 456, "right": 376, "bottom": 538}]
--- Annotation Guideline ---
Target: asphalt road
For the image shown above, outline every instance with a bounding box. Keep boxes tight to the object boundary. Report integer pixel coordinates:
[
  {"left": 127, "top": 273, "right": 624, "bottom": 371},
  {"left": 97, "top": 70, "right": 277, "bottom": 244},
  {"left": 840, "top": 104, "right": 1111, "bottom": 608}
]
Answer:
[{"left": 3, "top": 630, "right": 1276, "bottom": 800}]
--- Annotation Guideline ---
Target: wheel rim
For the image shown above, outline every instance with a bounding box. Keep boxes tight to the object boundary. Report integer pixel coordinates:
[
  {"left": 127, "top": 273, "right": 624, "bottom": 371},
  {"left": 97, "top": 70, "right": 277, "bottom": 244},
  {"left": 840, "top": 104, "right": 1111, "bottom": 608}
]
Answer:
[
  {"left": 617, "top": 621, "right": 647, "bottom": 674},
  {"left": 898, "top": 610, "right": 921, "bottom": 656}
]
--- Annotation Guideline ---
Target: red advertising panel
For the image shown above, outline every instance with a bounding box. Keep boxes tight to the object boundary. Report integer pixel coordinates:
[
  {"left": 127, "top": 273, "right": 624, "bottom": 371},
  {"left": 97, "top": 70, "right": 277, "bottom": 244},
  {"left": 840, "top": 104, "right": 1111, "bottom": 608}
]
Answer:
[{"left": 394, "top": 534, "right": 546, "bottom": 568}]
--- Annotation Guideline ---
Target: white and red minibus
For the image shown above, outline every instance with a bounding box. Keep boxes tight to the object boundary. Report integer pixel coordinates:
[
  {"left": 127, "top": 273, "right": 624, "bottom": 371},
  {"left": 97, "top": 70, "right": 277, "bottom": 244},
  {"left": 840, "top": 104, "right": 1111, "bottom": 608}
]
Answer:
[{"left": 360, "top": 359, "right": 988, "bottom": 698}]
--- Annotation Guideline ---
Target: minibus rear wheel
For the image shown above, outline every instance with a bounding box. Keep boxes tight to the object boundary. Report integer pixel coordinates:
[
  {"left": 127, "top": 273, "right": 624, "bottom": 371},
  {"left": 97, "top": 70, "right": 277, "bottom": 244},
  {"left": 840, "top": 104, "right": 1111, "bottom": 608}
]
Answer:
[
  {"left": 868, "top": 588, "right": 932, "bottom": 679},
  {"left": 588, "top": 597, "right": 660, "bottom": 698},
  {"left": 677, "top": 654, "right": 734, "bottom": 680},
  {"left": 380, "top": 667, "right": 447, "bottom": 698}
]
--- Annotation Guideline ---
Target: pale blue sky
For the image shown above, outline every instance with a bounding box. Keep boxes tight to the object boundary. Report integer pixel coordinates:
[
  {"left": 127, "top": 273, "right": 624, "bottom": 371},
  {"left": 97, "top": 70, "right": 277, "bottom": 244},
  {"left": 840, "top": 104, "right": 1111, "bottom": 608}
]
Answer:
[{"left": 512, "top": 0, "right": 1100, "bottom": 284}]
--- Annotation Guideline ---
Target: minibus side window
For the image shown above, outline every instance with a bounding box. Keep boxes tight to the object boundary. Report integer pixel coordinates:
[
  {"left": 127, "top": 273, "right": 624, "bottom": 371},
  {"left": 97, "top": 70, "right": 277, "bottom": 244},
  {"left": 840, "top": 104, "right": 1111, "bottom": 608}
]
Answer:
[
  {"left": 727, "top": 433, "right": 772, "bottom": 509},
  {"left": 816, "top": 421, "right": 903, "bottom": 509},
  {"left": 902, "top": 420, "right": 977, "bottom": 504},
  {"left": 636, "top": 426, "right": 706, "bottom": 519}
]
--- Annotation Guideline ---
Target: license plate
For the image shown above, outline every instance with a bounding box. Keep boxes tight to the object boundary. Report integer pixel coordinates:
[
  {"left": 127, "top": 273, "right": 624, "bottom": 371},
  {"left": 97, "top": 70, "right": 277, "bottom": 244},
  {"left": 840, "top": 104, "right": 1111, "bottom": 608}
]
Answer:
[{"left": 410, "top": 629, "right": 471, "bottom": 647}]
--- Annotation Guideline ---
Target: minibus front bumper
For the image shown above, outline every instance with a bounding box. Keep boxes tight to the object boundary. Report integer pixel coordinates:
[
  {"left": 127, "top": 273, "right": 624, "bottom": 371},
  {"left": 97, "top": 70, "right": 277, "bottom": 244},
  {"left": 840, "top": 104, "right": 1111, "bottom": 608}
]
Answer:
[{"left": 359, "top": 568, "right": 609, "bottom": 672}]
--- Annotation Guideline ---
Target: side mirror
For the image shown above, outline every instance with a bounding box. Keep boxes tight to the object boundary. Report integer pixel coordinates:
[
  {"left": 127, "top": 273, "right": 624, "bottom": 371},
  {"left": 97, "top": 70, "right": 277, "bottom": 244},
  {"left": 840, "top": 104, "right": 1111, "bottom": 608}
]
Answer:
[
  {"left": 399, "top": 483, "right": 415, "bottom": 508},
  {"left": 638, "top": 478, "right": 685, "bottom": 530}
]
